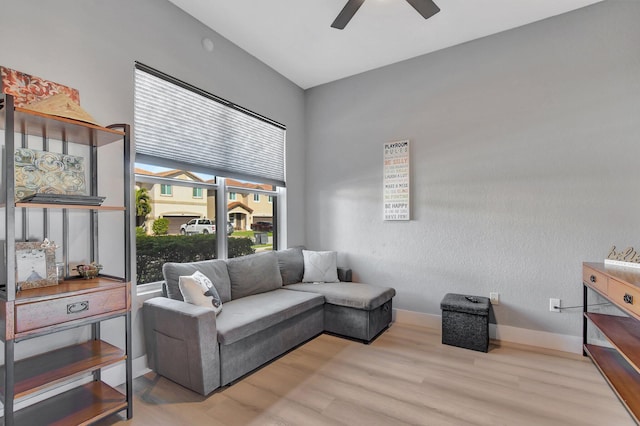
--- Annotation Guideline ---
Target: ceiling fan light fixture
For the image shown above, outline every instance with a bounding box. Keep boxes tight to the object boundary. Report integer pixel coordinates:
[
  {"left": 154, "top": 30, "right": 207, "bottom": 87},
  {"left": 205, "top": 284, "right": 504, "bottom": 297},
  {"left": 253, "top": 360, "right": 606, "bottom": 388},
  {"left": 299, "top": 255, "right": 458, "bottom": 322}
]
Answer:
[
  {"left": 405, "top": 0, "right": 440, "bottom": 20},
  {"left": 331, "top": 0, "right": 365, "bottom": 30},
  {"left": 331, "top": 0, "right": 440, "bottom": 30}
]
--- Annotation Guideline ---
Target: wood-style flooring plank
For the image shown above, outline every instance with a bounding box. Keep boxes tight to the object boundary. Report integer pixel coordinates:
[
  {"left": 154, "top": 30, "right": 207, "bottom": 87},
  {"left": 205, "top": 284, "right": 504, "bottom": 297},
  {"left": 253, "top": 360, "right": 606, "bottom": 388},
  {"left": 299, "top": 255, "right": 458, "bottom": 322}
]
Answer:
[{"left": 95, "top": 322, "right": 635, "bottom": 426}]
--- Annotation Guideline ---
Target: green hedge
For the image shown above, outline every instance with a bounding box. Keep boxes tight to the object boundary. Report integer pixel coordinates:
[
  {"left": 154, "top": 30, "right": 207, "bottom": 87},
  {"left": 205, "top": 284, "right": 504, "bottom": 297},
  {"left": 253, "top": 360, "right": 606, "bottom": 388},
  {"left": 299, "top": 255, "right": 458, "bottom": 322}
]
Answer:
[{"left": 136, "top": 234, "right": 255, "bottom": 284}]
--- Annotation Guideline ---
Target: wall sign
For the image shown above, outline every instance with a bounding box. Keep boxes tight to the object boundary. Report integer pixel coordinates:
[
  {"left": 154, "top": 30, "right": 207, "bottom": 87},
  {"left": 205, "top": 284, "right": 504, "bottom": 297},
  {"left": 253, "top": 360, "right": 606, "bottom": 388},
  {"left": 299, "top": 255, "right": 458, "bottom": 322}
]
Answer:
[
  {"left": 383, "top": 140, "right": 410, "bottom": 221},
  {"left": 605, "top": 245, "right": 640, "bottom": 269}
]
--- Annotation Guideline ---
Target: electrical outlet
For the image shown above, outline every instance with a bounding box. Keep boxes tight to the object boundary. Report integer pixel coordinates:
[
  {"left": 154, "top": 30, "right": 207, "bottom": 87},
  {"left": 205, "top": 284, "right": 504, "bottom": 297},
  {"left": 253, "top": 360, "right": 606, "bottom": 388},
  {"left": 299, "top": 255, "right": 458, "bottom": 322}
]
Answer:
[
  {"left": 550, "top": 298, "right": 560, "bottom": 313},
  {"left": 489, "top": 292, "right": 499, "bottom": 305}
]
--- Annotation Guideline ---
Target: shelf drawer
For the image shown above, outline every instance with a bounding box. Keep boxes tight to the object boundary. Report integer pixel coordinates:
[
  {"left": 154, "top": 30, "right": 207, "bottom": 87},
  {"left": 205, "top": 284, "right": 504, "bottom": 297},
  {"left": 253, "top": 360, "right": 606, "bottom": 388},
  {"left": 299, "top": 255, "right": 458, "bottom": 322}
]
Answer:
[
  {"left": 608, "top": 278, "right": 640, "bottom": 318},
  {"left": 15, "top": 288, "right": 126, "bottom": 333},
  {"left": 583, "top": 266, "right": 608, "bottom": 295}
]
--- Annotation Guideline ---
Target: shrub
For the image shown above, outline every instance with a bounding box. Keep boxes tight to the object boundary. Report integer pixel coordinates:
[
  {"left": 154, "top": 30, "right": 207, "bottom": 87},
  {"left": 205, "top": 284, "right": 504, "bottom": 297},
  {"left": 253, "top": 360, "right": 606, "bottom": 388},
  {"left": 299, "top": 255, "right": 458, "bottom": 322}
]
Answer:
[
  {"left": 136, "top": 234, "right": 255, "bottom": 284},
  {"left": 151, "top": 217, "right": 169, "bottom": 235},
  {"left": 135, "top": 226, "right": 146, "bottom": 238},
  {"left": 228, "top": 238, "right": 255, "bottom": 258}
]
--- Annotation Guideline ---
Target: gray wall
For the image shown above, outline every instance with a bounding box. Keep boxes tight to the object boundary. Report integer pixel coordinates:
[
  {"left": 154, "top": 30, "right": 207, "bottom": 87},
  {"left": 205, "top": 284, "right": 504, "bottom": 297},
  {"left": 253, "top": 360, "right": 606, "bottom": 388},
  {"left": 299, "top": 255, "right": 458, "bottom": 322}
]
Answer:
[
  {"left": 305, "top": 0, "right": 640, "bottom": 336},
  {"left": 0, "top": 0, "right": 306, "bottom": 358}
]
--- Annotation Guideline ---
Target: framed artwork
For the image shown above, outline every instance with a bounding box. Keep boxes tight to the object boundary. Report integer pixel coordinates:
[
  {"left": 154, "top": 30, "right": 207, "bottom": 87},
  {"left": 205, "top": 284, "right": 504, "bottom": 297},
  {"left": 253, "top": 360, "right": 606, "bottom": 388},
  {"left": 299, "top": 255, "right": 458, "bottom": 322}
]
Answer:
[
  {"left": 14, "top": 148, "right": 86, "bottom": 200},
  {"left": 15, "top": 241, "right": 57, "bottom": 290},
  {"left": 383, "top": 140, "right": 410, "bottom": 221}
]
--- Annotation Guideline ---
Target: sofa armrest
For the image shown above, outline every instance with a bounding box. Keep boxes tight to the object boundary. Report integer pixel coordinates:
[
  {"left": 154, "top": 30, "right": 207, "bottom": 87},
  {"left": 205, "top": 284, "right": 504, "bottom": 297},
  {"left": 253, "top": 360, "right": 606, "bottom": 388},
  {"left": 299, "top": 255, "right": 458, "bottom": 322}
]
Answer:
[
  {"left": 143, "top": 297, "right": 220, "bottom": 395},
  {"left": 338, "top": 267, "right": 352, "bottom": 282}
]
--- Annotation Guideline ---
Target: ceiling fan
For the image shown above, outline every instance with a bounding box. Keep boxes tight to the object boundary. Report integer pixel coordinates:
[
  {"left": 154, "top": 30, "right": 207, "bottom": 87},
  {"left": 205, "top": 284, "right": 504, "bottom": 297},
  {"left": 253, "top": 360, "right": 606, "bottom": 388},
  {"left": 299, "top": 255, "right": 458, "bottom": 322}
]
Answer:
[{"left": 331, "top": 0, "right": 440, "bottom": 30}]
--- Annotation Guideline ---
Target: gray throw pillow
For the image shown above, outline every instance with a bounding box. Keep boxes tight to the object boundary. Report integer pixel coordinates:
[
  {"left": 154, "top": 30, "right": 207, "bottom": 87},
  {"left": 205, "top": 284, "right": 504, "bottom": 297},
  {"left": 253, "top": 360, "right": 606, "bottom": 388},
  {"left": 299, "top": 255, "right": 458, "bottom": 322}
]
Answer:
[
  {"left": 163, "top": 258, "right": 232, "bottom": 303},
  {"left": 227, "top": 251, "right": 283, "bottom": 299},
  {"left": 276, "top": 246, "right": 304, "bottom": 285}
]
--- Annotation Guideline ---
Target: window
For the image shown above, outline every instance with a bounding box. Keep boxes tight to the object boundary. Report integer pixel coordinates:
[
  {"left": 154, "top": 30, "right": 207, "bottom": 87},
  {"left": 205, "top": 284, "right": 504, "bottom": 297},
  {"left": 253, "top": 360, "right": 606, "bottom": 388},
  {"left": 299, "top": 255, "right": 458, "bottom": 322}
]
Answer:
[
  {"left": 134, "top": 64, "right": 285, "bottom": 286},
  {"left": 228, "top": 179, "right": 276, "bottom": 252},
  {"left": 160, "top": 184, "right": 172, "bottom": 196},
  {"left": 253, "top": 193, "right": 260, "bottom": 203}
]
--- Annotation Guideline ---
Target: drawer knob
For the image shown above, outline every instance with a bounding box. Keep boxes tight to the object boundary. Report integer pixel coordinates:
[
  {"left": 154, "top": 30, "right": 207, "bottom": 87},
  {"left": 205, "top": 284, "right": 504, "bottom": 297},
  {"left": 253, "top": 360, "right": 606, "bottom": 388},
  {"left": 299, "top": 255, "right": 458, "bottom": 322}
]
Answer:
[
  {"left": 624, "top": 293, "right": 634, "bottom": 305},
  {"left": 590, "top": 275, "right": 597, "bottom": 283},
  {"left": 67, "top": 301, "right": 89, "bottom": 314}
]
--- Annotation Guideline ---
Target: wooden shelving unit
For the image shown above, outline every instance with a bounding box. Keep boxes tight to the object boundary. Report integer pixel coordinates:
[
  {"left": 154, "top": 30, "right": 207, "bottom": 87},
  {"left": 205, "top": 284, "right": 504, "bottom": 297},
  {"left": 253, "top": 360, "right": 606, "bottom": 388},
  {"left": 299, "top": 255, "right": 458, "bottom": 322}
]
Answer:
[
  {"left": 0, "top": 93, "right": 133, "bottom": 425},
  {"left": 13, "top": 382, "right": 127, "bottom": 426},
  {"left": 0, "top": 106, "right": 125, "bottom": 147},
  {"left": 584, "top": 344, "right": 640, "bottom": 422},
  {"left": 0, "top": 340, "right": 125, "bottom": 399},
  {"left": 583, "top": 262, "right": 640, "bottom": 424}
]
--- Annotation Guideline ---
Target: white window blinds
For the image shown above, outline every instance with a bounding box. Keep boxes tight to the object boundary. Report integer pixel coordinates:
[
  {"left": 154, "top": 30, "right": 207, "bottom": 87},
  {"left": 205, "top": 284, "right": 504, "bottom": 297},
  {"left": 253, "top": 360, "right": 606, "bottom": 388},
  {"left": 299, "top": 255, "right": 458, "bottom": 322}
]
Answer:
[{"left": 134, "top": 64, "right": 286, "bottom": 186}]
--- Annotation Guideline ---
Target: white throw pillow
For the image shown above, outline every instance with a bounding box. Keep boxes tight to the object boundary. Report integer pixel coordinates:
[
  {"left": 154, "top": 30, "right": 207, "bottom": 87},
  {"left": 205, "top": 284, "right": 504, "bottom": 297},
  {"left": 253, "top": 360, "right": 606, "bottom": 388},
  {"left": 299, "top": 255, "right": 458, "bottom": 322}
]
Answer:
[
  {"left": 302, "top": 250, "right": 340, "bottom": 283},
  {"left": 178, "top": 271, "right": 223, "bottom": 315}
]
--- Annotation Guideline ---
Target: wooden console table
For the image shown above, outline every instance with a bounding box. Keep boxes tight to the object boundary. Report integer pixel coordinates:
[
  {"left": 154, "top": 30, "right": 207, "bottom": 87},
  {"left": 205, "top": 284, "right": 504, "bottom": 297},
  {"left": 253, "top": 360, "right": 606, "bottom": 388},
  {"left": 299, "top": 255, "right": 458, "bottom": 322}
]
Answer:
[{"left": 583, "top": 262, "right": 640, "bottom": 424}]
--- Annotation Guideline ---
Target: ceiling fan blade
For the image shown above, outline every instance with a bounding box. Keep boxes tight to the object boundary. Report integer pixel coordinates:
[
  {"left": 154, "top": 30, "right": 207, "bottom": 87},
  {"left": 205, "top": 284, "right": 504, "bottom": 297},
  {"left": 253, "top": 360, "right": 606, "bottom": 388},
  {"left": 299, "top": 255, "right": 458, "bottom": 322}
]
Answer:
[
  {"left": 404, "top": 0, "right": 440, "bottom": 20},
  {"left": 331, "top": 0, "right": 366, "bottom": 30}
]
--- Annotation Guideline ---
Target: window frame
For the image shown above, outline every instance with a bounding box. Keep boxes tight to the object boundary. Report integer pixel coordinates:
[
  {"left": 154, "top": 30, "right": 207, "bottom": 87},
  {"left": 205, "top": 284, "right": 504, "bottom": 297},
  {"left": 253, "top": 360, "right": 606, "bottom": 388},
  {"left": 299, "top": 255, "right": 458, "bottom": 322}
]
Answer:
[{"left": 160, "top": 184, "right": 172, "bottom": 196}]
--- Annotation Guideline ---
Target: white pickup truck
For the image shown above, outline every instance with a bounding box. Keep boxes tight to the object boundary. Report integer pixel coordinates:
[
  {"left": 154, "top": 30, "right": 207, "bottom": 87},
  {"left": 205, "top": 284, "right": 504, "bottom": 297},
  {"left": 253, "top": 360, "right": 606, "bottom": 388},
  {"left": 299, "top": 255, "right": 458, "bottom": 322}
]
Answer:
[{"left": 180, "top": 218, "right": 214, "bottom": 235}]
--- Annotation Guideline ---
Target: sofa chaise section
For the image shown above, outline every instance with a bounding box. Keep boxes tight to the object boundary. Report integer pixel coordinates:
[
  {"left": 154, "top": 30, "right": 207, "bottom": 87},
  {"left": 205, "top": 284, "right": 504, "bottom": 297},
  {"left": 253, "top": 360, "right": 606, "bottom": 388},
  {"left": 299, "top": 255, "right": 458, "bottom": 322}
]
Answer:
[{"left": 284, "top": 282, "right": 395, "bottom": 341}]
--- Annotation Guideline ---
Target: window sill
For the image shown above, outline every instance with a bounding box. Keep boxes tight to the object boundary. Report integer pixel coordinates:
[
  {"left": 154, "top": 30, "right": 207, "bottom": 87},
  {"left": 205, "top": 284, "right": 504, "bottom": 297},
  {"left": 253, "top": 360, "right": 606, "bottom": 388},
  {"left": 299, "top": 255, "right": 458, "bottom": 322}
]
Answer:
[{"left": 136, "top": 280, "right": 164, "bottom": 297}]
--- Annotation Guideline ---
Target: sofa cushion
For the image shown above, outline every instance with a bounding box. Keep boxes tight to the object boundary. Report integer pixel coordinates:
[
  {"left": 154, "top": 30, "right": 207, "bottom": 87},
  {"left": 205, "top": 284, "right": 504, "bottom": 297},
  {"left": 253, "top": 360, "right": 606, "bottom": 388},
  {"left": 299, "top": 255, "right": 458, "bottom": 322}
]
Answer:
[
  {"left": 284, "top": 282, "right": 396, "bottom": 310},
  {"left": 276, "top": 246, "right": 304, "bottom": 285},
  {"left": 163, "top": 259, "right": 231, "bottom": 303},
  {"left": 302, "top": 250, "right": 340, "bottom": 283},
  {"left": 216, "top": 289, "right": 324, "bottom": 345},
  {"left": 178, "top": 271, "right": 223, "bottom": 315},
  {"left": 227, "top": 251, "right": 283, "bottom": 300}
]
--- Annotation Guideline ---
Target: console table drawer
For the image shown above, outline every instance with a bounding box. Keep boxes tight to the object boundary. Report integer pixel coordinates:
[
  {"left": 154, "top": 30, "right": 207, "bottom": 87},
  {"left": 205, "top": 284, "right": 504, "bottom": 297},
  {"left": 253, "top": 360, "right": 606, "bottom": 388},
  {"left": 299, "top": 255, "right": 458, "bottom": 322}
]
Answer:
[
  {"left": 583, "top": 267, "right": 608, "bottom": 295},
  {"left": 15, "top": 288, "right": 126, "bottom": 333},
  {"left": 608, "top": 279, "right": 640, "bottom": 318}
]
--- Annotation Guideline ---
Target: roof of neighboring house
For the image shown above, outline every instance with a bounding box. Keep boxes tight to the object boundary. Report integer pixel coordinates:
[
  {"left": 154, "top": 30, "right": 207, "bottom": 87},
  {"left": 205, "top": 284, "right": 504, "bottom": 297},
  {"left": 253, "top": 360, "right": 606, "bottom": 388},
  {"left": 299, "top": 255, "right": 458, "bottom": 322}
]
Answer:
[
  {"left": 136, "top": 169, "right": 274, "bottom": 189},
  {"left": 207, "top": 177, "right": 273, "bottom": 191},
  {"left": 134, "top": 167, "right": 155, "bottom": 176},
  {"left": 228, "top": 201, "right": 254, "bottom": 214},
  {"left": 134, "top": 168, "right": 206, "bottom": 182}
]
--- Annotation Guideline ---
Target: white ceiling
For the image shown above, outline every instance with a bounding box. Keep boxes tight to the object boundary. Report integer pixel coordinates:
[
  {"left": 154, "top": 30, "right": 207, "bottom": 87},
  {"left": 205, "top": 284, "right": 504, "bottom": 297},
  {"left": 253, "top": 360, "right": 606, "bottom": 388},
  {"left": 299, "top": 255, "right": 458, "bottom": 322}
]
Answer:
[{"left": 168, "top": 0, "right": 602, "bottom": 89}]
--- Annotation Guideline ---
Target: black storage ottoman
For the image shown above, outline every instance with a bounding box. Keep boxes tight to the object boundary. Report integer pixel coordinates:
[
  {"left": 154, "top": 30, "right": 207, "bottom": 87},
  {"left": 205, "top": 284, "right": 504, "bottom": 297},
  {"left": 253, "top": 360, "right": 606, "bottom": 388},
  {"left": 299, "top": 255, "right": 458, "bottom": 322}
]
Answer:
[{"left": 440, "top": 293, "right": 490, "bottom": 353}]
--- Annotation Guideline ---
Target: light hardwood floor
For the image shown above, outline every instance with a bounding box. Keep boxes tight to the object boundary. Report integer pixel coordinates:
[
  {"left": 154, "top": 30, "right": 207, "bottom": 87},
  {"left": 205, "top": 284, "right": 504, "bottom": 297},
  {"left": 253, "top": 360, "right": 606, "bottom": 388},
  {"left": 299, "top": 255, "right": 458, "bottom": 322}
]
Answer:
[{"left": 99, "top": 322, "right": 634, "bottom": 425}]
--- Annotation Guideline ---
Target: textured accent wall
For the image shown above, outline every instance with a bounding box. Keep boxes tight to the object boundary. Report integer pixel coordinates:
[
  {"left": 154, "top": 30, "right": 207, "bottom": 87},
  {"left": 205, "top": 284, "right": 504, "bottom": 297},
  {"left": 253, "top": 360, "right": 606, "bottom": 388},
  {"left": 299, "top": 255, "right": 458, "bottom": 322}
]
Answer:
[{"left": 304, "top": 0, "right": 640, "bottom": 336}]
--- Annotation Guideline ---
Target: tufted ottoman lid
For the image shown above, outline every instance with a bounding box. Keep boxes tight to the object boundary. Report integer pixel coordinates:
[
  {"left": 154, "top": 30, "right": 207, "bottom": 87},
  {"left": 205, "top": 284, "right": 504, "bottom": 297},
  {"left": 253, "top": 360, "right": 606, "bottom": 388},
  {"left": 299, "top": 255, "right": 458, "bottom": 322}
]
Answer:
[{"left": 441, "top": 293, "right": 490, "bottom": 315}]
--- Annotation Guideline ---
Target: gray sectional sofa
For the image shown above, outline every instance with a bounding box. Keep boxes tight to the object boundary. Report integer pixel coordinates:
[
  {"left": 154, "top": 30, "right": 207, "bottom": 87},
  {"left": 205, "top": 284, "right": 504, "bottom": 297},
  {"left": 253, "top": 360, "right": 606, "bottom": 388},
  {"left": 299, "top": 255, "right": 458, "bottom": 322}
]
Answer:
[{"left": 143, "top": 247, "right": 395, "bottom": 395}]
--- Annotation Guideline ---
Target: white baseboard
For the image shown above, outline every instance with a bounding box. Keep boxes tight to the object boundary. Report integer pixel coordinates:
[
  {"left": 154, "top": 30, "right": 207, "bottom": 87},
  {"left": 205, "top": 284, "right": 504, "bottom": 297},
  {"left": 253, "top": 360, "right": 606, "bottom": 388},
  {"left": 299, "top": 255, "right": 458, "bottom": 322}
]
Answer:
[
  {"left": 393, "top": 308, "right": 583, "bottom": 354},
  {"left": 102, "top": 355, "right": 151, "bottom": 387},
  {"left": 394, "top": 308, "right": 442, "bottom": 329}
]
